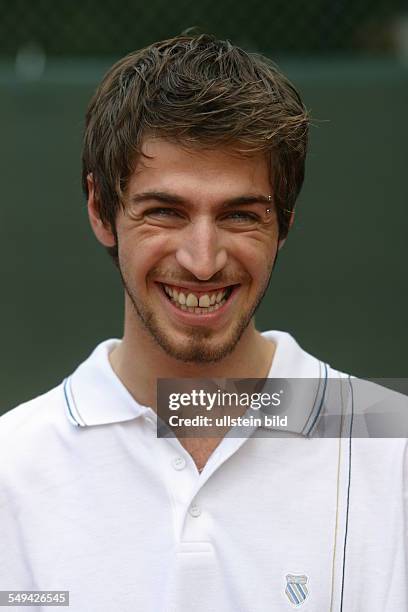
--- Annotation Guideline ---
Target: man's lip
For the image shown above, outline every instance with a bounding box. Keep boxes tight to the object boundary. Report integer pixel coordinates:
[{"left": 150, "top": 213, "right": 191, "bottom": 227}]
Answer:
[{"left": 154, "top": 281, "right": 240, "bottom": 294}]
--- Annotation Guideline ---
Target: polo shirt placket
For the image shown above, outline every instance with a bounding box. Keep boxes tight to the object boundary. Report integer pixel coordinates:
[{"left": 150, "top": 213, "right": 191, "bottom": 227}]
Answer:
[{"left": 141, "top": 406, "right": 262, "bottom": 611}]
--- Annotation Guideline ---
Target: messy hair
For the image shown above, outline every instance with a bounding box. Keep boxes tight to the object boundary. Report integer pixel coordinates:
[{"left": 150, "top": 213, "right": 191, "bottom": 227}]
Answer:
[{"left": 82, "top": 33, "right": 309, "bottom": 260}]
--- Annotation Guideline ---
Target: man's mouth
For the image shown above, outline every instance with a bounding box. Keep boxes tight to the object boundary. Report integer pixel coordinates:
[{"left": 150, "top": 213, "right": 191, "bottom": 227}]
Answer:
[{"left": 159, "top": 282, "right": 237, "bottom": 314}]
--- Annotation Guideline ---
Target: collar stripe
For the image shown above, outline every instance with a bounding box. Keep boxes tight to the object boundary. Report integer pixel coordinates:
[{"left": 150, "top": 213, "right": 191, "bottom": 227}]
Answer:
[
  {"left": 63, "top": 377, "right": 86, "bottom": 427},
  {"left": 304, "top": 362, "right": 329, "bottom": 436}
]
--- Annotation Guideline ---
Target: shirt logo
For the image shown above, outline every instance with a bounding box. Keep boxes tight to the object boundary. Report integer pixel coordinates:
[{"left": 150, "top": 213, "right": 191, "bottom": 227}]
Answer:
[{"left": 285, "top": 574, "right": 309, "bottom": 606}]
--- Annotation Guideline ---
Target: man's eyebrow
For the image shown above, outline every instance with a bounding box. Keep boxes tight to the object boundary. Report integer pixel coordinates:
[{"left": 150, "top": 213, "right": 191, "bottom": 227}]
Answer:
[
  {"left": 222, "top": 194, "right": 272, "bottom": 207},
  {"left": 129, "top": 191, "right": 186, "bottom": 205},
  {"left": 128, "top": 191, "right": 272, "bottom": 206}
]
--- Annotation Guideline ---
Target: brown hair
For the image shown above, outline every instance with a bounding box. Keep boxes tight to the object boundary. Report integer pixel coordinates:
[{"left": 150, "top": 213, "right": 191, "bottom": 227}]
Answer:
[{"left": 82, "top": 33, "right": 309, "bottom": 260}]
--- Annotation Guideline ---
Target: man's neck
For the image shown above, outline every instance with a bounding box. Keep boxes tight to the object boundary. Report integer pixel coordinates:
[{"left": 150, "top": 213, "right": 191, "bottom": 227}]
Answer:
[{"left": 109, "top": 320, "right": 276, "bottom": 411}]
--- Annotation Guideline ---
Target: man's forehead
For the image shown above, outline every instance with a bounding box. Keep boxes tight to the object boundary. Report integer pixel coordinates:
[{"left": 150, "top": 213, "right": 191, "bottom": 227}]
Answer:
[{"left": 129, "top": 137, "right": 273, "bottom": 192}]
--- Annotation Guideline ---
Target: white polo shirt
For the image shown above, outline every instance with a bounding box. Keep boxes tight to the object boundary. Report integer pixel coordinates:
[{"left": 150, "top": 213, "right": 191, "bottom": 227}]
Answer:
[{"left": 0, "top": 331, "right": 407, "bottom": 611}]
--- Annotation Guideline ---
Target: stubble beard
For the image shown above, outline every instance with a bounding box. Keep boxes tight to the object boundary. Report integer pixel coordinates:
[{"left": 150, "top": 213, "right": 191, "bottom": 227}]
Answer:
[{"left": 118, "top": 262, "right": 275, "bottom": 364}]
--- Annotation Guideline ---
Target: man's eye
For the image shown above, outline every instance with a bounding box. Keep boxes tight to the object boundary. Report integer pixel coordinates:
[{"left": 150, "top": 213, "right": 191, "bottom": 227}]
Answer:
[
  {"left": 226, "top": 211, "right": 260, "bottom": 222},
  {"left": 145, "top": 208, "right": 180, "bottom": 217}
]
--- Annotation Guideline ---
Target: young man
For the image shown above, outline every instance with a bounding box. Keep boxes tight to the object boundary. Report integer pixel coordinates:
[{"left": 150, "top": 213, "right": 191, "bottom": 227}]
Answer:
[{"left": 0, "top": 34, "right": 406, "bottom": 611}]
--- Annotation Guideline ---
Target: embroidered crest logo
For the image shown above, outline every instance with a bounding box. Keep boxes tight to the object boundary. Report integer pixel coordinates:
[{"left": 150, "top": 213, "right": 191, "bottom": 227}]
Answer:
[{"left": 285, "top": 574, "right": 309, "bottom": 606}]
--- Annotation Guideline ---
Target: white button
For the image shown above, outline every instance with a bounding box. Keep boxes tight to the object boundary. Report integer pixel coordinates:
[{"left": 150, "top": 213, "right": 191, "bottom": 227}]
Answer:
[
  {"left": 189, "top": 503, "right": 202, "bottom": 518},
  {"left": 172, "top": 456, "right": 186, "bottom": 471}
]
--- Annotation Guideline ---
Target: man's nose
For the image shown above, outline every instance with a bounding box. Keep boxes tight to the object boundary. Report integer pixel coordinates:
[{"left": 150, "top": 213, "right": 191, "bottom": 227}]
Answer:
[{"left": 175, "top": 218, "right": 228, "bottom": 280}]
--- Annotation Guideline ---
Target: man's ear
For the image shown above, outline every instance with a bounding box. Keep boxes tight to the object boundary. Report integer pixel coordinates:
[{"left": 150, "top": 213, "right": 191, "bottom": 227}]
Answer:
[
  {"left": 87, "top": 173, "right": 116, "bottom": 248},
  {"left": 278, "top": 210, "right": 295, "bottom": 250}
]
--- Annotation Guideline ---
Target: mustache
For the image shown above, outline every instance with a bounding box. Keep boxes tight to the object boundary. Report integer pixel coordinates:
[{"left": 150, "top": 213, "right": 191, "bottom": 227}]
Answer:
[{"left": 151, "top": 271, "right": 249, "bottom": 286}]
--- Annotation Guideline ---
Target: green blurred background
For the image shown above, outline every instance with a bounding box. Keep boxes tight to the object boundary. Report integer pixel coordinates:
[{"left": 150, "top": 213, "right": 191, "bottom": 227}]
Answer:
[{"left": 1, "top": 0, "right": 407, "bottom": 414}]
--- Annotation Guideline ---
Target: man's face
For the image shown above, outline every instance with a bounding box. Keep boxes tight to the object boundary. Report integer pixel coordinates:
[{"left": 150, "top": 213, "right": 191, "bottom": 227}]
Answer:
[{"left": 112, "top": 138, "right": 282, "bottom": 363}]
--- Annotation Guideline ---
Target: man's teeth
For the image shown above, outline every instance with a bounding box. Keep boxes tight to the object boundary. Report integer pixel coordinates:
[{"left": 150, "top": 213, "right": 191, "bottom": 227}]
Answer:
[
  {"left": 198, "top": 294, "right": 210, "bottom": 307},
  {"left": 162, "top": 284, "right": 231, "bottom": 312}
]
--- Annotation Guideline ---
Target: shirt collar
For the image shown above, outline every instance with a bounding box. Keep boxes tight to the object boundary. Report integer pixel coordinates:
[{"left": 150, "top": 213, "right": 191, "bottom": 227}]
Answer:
[
  {"left": 63, "top": 331, "right": 327, "bottom": 434},
  {"left": 64, "top": 339, "right": 151, "bottom": 427},
  {"left": 242, "top": 331, "right": 327, "bottom": 437}
]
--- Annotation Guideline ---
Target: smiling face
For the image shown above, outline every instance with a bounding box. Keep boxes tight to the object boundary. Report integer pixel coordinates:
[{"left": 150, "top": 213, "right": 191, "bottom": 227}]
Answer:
[{"left": 89, "top": 138, "right": 284, "bottom": 363}]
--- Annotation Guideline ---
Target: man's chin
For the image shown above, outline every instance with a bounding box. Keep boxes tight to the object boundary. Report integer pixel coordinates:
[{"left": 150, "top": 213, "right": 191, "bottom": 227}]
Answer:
[{"left": 150, "top": 331, "right": 240, "bottom": 364}]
